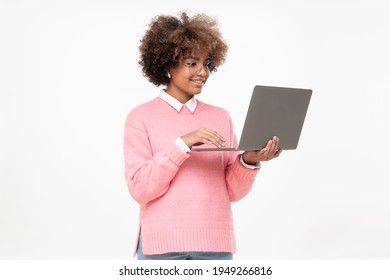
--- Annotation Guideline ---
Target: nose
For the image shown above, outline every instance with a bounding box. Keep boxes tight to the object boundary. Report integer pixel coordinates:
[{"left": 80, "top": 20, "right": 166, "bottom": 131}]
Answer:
[{"left": 197, "top": 65, "right": 209, "bottom": 76}]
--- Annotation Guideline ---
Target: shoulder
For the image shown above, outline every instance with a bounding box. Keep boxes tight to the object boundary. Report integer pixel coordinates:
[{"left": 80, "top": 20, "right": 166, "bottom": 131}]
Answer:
[{"left": 125, "top": 98, "right": 159, "bottom": 126}]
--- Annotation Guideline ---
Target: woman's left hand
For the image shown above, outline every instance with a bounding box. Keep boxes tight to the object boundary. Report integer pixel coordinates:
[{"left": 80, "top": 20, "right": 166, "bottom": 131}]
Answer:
[{"left": 242, "top": 136, "right": 282, "bottom": 165}]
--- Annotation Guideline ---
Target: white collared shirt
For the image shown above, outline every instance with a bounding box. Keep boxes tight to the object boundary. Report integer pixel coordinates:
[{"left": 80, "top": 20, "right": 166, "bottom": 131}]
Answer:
[
  {"left": 159, "top": 90, "right": 197, "bottom": 113},
  {"left": 158, "top": 90, "right": 259, "bottom": 169}
]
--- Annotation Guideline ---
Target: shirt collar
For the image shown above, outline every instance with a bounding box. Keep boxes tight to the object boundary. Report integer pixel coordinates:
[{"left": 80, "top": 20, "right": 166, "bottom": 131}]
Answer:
[{"left": 159, "top": 90, "right": 197, "bottom": 113}]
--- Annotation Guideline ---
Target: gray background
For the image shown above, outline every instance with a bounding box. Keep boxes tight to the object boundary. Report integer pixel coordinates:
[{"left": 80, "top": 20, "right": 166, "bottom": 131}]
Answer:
[{"left": 1, "top": 0, "right": 389, "bottom": 259}]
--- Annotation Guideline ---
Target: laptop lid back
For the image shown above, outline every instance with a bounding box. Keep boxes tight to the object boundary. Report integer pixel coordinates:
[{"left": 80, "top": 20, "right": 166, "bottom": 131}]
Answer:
[{"left": 237, "top": 85, "right": 312, "bottom": 150}]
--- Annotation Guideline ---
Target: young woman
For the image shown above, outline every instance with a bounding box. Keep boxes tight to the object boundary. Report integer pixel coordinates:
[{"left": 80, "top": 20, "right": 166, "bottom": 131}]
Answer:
[{"left": 124, "top": 11, "right": 282, "bottom": 260}]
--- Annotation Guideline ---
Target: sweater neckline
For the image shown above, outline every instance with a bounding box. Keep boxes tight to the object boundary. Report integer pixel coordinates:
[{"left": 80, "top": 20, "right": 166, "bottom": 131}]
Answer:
[{"left": 153, "top": 97, "right": 205, "bottom": 114}]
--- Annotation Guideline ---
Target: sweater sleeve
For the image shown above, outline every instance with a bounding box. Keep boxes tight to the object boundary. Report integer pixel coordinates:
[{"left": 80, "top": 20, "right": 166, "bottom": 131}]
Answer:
[
  {"left": 225, "top": 154, "right": 259, "bottom": 202},
  {"left": 225, "top": 114, "right": 260, "bottom": 202},
  {"left": 123, "top": 114, "right": 190, "bottom": 205}
]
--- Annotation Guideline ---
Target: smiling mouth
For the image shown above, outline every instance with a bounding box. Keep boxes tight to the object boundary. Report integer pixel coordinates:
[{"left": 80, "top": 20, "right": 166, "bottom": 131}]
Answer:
[{"left": 190, "top": 79, "right": 205, "bottom": 86}]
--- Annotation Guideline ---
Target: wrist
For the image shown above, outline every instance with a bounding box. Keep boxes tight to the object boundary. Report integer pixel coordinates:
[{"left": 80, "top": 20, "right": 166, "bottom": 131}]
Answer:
[
  {"left": 180, "top": 135, "right": 192, "bottom": 148},
  {"left": 175, "top": 137, "right": 191, "bottom": 153},
  {"left": 242, "top": 152, "right": 257, "bottom": 165},
  {"left": 240, "top": 154, "right": 260, "bottom": 169}
]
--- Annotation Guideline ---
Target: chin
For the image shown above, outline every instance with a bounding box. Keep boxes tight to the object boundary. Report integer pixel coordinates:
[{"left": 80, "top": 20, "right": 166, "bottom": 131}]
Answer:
[{"left": 192, "top": 86, "right": 204, "bottom": 94}]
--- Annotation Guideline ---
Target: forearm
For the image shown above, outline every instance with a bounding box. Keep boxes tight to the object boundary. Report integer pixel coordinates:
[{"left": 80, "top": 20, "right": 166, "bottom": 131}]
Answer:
[
  {"left": 124, "top": 121, "right": 190, "bottom": 204},
  {"left": 225, "top": 154, "right": 259, "bottom": 202},
  {"left": 125, "top": 142, "right": 189, "bottom": 204}
]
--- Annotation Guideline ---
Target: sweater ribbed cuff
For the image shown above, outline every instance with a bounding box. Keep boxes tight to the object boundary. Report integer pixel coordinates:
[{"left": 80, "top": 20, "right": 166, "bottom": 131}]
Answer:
[
  {"left": 232, "top": 155, "right": 260, "bottom": 180},
  {"left": 164, "top": 142, "right": 190, "bottom": 166},
  {"left": 240, "top": 154, "right": 261, "bottom": 169}
]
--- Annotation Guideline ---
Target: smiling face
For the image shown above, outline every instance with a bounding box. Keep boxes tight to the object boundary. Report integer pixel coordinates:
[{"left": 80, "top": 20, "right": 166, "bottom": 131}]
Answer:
[{"left": 165, "top": 53, "right": 212, "bottom": 104}]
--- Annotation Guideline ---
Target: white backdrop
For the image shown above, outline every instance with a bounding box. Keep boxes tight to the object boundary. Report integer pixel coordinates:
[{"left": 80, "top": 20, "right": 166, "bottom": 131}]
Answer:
[{"left": 1, "top": 0, "right": 389, "bottom": 259}]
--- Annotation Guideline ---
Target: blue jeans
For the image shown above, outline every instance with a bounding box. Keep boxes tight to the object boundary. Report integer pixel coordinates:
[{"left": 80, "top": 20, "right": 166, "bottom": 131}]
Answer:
[{"left": 136, "top": 235, "right": 233, "bottom": 260}]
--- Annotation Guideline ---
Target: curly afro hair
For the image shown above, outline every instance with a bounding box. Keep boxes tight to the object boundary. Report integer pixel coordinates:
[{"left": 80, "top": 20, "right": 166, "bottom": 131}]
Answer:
[{"left": 138, "top": 11, "right": 228, "bottom": 86}]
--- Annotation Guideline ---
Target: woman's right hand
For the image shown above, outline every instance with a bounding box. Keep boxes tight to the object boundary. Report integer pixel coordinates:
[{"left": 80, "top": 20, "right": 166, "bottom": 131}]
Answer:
[{"left": 181, "top": 128, "right": 226, "bottom": 149}]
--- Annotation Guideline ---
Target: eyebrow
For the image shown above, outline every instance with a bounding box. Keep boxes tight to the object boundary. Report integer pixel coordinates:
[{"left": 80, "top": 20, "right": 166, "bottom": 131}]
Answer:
[
  {"left": 183, "top": 56, "right": 200, "bottom": 60},
  {"left": 182, "top": 56, "right": 211, "bottom": 62}
]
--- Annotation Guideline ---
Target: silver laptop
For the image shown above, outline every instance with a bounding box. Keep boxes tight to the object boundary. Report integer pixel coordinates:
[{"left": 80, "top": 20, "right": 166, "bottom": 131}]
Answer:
[{"left": 191, "top": 85, "right": 312, "bottom": 151}]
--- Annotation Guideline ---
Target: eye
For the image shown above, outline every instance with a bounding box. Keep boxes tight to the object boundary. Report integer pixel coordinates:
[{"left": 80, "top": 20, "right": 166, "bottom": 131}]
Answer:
[
  {"left": 184, "top": 60, "right": 198, "bottom": 67},
  {"left": 189, "top": 61, "right": 198, "bottom": 67}
]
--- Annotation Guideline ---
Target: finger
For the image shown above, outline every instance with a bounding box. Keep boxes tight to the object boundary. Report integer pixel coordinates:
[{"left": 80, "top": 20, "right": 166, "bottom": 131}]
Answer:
[
  {"left": 264, "top": 138, "right": 274, "bottom": 154},
  {"left": 202, "top": 130, "right": 225, "bottom": 147},
  {"left": 260, "top": 138, "right": 278, "bottom": 160},
  {"left": 201, "top": 129, "right": 225, "bottom": 148},
  {"left": 198, "top": 128, "right": 224, "bottom": 140},
  {"left": 246, "top": 137, "right": 281, "bottom": 161},
  {"left": 263, "top": 139, "right": 272, "bottom": 151},
  {"left": 269, "top": 136, "right": 279, "bottom": 154},
  {"left": 208, "top": 131, "right": 225, "bottom": 143},
  {"left": 273, "top": 149, "right": 282, "bottom": 158},
  {"left": 258, "top": 143, "right": 271, "bottom": 159}
]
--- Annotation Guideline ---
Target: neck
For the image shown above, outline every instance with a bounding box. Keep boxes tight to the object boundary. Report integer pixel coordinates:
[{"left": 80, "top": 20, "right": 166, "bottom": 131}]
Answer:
[{"left": 164, "top": 89, "right": 193, "bottom": 104}]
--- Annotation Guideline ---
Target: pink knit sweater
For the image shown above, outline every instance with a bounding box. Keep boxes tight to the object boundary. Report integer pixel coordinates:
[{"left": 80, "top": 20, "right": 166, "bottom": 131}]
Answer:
[{"left": 124, "top": 97, "right": 260, "bottom": 255}]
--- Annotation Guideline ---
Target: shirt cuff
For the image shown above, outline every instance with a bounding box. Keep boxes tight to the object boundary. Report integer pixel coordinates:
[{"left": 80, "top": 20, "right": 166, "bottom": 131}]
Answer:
[
  {"left": 175, "top": 137, "right": 191, "bottom": 153},
  {"left": 240, "top": 154, "right": 261, "bottom": 169}
]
